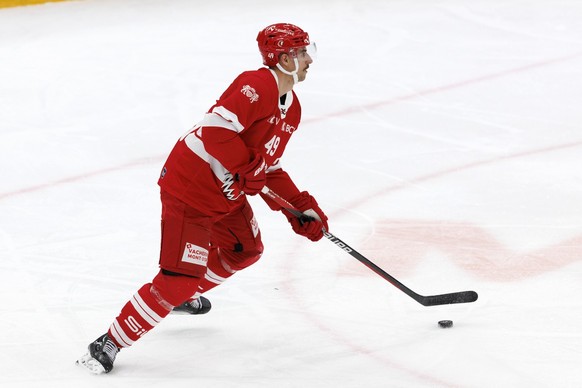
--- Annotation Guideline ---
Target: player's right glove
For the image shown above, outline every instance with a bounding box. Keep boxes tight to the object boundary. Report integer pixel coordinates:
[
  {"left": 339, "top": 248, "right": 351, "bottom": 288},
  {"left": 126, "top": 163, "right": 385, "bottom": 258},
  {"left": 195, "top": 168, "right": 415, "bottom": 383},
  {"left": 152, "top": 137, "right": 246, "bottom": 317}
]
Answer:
[
  {"left": 235, "top": 154, "right": 267, "bottom": 195},
  {"left": 282, "top": 191, "right": 329, "bottom": 241}
]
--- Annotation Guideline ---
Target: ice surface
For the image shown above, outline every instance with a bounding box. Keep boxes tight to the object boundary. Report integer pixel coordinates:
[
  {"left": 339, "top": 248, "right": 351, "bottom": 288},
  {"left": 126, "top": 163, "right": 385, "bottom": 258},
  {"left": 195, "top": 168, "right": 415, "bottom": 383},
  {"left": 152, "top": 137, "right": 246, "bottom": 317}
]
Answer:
[{"left": 1, "top": 0, "right": 581, "bottom": 387}]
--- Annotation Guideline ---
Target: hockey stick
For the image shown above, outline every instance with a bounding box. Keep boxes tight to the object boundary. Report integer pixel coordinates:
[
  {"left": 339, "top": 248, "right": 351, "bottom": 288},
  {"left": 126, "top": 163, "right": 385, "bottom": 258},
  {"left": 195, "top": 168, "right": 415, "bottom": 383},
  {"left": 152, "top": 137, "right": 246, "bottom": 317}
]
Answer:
[{"left": 261, "top": 186, "right": 478, "bottom": 307}]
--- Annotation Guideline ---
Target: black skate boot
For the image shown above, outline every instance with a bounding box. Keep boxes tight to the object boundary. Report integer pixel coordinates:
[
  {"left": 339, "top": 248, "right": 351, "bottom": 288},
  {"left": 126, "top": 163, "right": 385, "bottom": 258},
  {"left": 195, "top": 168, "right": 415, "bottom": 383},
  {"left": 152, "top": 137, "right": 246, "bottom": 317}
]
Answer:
[
  {"left": 76, "top": 333, "right": 119, "bottom": 374},
  {"left": 172, "top": 296, "right": 212, "bottom": 315}
]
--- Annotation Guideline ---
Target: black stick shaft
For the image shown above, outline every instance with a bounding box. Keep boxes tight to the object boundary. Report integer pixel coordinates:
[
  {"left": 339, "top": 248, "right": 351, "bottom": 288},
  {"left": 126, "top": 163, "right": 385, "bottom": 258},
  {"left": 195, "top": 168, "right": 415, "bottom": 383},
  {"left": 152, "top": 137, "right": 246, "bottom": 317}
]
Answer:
[{"left": 261, "top": 186, "right": 478, "bottom": 306}]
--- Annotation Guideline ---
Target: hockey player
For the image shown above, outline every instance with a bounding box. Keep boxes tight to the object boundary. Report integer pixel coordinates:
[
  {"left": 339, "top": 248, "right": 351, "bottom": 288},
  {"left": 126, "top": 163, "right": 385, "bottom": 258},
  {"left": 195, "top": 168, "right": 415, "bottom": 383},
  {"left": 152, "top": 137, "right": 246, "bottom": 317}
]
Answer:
[{"left": 77, "top": 23, "right": 328, "bottom": 374}]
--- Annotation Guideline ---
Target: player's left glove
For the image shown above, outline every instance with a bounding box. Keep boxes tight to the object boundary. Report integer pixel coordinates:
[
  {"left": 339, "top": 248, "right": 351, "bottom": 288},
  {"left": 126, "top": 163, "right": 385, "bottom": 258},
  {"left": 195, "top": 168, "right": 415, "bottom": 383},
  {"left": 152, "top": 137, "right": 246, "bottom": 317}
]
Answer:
[
  {"left": 235, "top": 154, "right": 267, "bottom": 196},
  {"left": 283, "top": 191, "right": 329, "bottom": 242}
]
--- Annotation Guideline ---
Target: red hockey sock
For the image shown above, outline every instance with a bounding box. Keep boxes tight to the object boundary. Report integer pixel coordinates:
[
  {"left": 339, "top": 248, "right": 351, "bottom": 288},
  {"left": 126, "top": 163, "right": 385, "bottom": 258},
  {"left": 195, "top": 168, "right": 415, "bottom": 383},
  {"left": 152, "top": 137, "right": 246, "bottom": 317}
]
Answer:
[
  {"left": 107, "top": 283, "right": 171, "bottom": 348},
  {"left": 191, "top": 248, "right": 236, "bottom": 299},
  {"left": 108, "top": 272, "right": 202, "bottom": 348}
]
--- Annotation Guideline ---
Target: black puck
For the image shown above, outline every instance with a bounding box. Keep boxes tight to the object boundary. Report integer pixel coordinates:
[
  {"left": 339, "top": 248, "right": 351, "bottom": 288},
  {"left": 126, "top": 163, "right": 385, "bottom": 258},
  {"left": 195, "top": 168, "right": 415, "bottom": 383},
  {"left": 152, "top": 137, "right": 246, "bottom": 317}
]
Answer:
[{"left": 438, "top": 320, "right": 453, "bottom": 328}]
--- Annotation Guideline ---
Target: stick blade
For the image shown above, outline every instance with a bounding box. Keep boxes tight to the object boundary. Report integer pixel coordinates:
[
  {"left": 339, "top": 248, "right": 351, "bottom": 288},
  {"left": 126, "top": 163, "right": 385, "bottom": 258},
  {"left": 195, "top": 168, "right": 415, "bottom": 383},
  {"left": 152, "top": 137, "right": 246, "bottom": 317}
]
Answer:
[{"left": 420, "top": 290, "right": 478, "bottom": 306}]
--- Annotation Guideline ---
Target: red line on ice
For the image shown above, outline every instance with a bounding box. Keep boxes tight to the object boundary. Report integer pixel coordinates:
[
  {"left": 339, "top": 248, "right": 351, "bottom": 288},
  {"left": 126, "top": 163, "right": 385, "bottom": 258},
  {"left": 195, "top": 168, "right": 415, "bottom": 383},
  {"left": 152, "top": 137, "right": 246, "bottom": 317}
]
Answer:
[{"left": 1, "top": 51, "right": 581, "bottom": 203}]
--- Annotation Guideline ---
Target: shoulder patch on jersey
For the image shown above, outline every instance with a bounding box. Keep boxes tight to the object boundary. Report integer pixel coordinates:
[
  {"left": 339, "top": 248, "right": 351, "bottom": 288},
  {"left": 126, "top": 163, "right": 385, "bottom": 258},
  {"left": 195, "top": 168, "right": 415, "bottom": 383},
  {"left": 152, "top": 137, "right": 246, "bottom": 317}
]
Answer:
[{"left": 241, "top": 85, "right": 259, "bottom": 103}]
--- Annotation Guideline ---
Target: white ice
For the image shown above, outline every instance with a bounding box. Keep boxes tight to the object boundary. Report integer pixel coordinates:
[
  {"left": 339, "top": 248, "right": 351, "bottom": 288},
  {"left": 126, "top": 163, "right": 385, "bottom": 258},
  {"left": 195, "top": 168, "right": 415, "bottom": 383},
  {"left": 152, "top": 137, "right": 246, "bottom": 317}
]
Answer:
[{"left": 1, "top": 0, "right": 581, "bottom": 387}]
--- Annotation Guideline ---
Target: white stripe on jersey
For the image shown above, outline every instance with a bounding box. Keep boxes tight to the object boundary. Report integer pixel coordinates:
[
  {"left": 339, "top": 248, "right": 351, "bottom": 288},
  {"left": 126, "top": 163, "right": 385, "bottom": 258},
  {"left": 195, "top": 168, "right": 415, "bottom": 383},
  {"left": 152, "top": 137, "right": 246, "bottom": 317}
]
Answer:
[
  {"left": 209, "top": 106, "right": 244, "bottom": 132},
  {"left": 184, "top": 127, "right": 231, "bottom": 184},
  {"left": 199, "top": 112, "right": 240, "bottom": 132}
]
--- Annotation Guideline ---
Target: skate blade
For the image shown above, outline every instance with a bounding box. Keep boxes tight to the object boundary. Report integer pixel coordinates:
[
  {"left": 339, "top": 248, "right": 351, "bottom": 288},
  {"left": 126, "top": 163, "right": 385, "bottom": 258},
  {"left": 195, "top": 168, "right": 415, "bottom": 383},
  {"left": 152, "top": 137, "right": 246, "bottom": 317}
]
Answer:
[{"left": 76, "top": 352, "right": 106, "bottom": 374}]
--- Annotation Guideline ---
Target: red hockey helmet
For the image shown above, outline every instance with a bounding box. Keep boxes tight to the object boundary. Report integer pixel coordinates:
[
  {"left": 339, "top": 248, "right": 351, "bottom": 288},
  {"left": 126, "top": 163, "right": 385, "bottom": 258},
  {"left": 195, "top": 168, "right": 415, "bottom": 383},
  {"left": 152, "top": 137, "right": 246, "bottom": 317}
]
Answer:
[{"left": 256, "top": 23, "right": 311, "bottom": 67}]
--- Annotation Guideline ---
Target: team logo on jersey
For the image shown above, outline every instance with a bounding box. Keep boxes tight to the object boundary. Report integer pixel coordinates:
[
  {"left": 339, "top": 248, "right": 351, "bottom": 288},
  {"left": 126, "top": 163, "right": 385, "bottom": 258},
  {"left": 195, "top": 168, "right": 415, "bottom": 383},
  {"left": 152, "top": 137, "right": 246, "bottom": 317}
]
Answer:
[
  {"left": 241, "top": 85, "right": 259, "bottom": 103},
  {"left": 222, "top": 173, "right": 243, "bottom": 201}
]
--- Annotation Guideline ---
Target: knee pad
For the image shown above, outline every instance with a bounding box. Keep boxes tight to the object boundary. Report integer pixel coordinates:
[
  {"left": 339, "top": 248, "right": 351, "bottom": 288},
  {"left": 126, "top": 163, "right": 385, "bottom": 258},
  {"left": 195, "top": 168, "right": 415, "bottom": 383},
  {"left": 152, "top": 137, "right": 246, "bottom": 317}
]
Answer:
[
  {"left": 151, "top": 270, "right": 201, "bottom": 307},
  {"left": 220, "top": 242, "right": 264, "bottom": 271}
]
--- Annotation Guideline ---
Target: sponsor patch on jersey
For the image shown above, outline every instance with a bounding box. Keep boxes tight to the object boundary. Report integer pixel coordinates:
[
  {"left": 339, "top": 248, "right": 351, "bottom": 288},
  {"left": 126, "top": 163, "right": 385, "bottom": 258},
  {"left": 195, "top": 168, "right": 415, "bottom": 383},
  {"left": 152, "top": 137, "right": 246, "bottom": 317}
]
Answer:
[
  {"left": 250, "top": 215, "right": 259, "bottom": 238},
  {"left": 281, "top": 122, "right": 296, "bottom": 134},
  {"left": 181, "top": 243, "right": 209, "bottom": 267},
  {"left": 241, "top": 85, "right": 259, "bottom": 103}
]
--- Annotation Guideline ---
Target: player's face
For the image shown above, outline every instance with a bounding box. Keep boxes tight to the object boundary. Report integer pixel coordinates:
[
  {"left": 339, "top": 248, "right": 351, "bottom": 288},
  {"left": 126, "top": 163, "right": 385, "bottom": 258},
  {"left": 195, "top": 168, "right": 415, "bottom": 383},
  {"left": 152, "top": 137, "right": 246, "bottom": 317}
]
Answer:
[{"left": 295, "top": 46, "right": 313, "bottom": 82}]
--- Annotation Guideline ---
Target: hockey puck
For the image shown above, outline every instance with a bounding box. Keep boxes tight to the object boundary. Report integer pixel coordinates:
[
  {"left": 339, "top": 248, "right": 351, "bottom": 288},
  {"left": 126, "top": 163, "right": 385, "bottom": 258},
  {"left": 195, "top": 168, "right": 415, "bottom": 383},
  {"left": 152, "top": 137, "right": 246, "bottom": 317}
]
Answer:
[{"left": 438, "top": 320, "right": 453, "bottom": 328}]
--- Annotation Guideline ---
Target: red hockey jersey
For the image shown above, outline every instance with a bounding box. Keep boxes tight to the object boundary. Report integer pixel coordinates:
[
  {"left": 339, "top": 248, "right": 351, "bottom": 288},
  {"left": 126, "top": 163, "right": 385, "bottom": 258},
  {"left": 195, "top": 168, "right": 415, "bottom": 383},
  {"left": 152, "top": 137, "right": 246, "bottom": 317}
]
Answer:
[{"left": 158, "top": 67, "right": 302, "bottom": 215}]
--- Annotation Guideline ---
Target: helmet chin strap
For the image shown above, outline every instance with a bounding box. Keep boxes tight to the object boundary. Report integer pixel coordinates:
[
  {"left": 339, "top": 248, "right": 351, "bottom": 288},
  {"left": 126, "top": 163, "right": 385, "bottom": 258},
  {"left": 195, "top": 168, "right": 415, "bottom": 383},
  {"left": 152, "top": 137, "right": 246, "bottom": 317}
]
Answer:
[{"left": 276, "top": 57, "right": 300, "bottom": 84}]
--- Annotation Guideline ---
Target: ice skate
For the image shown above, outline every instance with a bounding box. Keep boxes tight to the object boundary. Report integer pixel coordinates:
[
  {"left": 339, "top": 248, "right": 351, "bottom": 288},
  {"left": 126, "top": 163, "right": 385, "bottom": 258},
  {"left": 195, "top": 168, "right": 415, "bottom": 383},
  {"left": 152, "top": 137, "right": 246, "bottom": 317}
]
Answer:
[
  {"left": 172, "top": 296, "right": 212, "bottom": 315},
  {"left": 76, "top": 333, "right": 119, "bottom": 374}
]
